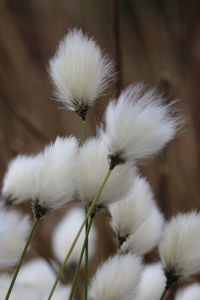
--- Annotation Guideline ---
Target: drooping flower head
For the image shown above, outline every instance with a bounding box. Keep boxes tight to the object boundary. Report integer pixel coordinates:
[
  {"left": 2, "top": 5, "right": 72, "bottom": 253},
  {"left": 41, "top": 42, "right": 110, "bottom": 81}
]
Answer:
[
  {"left": 0, "top": 208, "right": 30, "bottom": 268},
  {"left": 102, "top": 83, "right": 180, "bottom": 168},
  {"left": 49, "top": 28, "right": 114, "bottom": 119},
  {"left": 109, "top": 176, "right": 164, "bottom": 255},
  {"left": 159, "top": 212, "right": 200, "bottom": 287},
  {"left": 89, "top": 254, "right": 143, "bottom": 300},
  {"left": 75, "top": 138, "right": 136, "bottom": 211}
]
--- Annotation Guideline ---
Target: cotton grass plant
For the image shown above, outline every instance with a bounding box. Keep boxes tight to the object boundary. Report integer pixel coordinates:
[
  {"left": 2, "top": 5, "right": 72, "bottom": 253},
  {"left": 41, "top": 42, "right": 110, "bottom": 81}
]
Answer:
[{"left": 1, "top": 27, "right": 198, "bottom": 300}]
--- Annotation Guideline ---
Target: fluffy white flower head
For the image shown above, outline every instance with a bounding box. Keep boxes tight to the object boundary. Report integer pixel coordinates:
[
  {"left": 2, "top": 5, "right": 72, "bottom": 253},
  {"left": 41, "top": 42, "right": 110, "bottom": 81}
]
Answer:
[
  {"left": 33, "top": 136, "right": 78, "bottom": 218},
  {"left": 103, "top": 83, "right": 179, "bottom": 163},
  {"left": 2, "top": 154, "right": 42, "bottom": 204},
  {"left": 17, "top": 258, "right": 56, "bottom": 294},
  {"left": 135, "top": 263, "right": 166, "bottom": 300},
  {"left": 75, "top": 138, "right": 136, "bottom": 207},
  {"left": 159, "top": 212, "right": 200, "bottom": 282},
  {"left": 0, "top": 276, "right": 43, "bottom": 300},
  {"left": 52, "top": 207, "right": 97, "bottom": 265},
  {"left": 110, "top": 176, "right": 164, "bottom": 255},
  {"left": 175, "top": 284, "right": 200, "bottom": 300},
  {"left": 49, "top": 28, "right": 113, "bottom": 118},
  {"left": 0, "top": 208, "right": 30, "bottom": 268},
  {"left": 89, "top": 254, "right": 143, "bottom": 300}
]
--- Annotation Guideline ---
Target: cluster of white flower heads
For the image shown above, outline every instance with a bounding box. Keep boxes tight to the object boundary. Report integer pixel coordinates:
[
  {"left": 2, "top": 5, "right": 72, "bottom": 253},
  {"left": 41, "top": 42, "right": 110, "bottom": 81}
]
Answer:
[
  {"left": 109, "top": 176, "right": 164, "bottom": 255},
  {"left": 0, "top": 208, "right": 30, "bottom": 268},
  {"left": 49, "top": 28, "right": 113, "bottom": 115},
  {"left": 175, "top": 284, "right": 200, "bottom": 300},
  {"left": 89, "top": 254, "right": 143, "bottom": 300},
  {"left": 52, "top": 207, "right": 97, "bottom": 265},
  {"left": 159, "top": 212, "right": 200, "bottom": 280},
  {"left": 102, "top": 83, "right": 180, "bottom": 163},
  {"left": 135, "top": 263, "right": 166, "bottom": 300},
  {"left": 75, "top": 138, "right": 136, "bottom": 206}
]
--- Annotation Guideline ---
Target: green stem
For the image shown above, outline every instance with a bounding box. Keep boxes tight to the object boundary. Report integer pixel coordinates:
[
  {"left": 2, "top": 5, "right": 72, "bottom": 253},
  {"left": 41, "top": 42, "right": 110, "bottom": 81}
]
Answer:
[
  {"left": 160, "top": 286, "right": 169, "bottom": 300},
  {"left": 69, "top": 216, "right": 93, "bottom": 300},
  {"left": 48, "top": 169, "right": 113, "bottom": 300},
  {"left": 82, "top": 120, "right": 87, "bottom": 143},
  {"left": 84, "top": 209, "right": 89, "bottom": 300},
  {"left": 5, "top": 218, "right": 39, "bottom": 300}
]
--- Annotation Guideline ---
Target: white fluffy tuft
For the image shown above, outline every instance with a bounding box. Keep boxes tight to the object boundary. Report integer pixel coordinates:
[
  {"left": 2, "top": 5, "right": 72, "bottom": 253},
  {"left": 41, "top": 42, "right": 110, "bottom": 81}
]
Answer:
[
  {"left": 2, "top": 154, "right": 42, "bottom": 204},
  {"left": 109, "top": 176, "right": 164, "bottom": 255},
  {"left": 175, "top": 284, "right": 200, "bottom": 300},
  {"left": 0, "top": 275, "right": 43, "bottom": 300},
  {"left": 89, "top": 254, "right": 143, "bottom": 300},
  {"left": 49, "top": 28, "right": 113, "bottom": 111},
  {"left": 103, "top": 83, "right": 180, "bottom": 162},
  {"left": 159, "top": 212, "right": 200, "bottom": 279},
  {"left": 34, "top": 136, "right": 78, "bottom": 211},
  {"left": 52, "top": 207, "right": 97, "bottom": 265},
  {"left": 135, "top": 263, "right": 166, "bottom": 300},
  {"left": 0, "top": 208, "right": 30, "bottom": 268},
  {"left": 75, "top": 138, "right": 136, "bottom": 206}
]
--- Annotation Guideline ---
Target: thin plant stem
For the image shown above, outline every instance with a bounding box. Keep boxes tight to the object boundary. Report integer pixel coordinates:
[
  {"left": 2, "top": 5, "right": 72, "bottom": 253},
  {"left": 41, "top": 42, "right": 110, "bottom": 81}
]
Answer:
[
  {"left": 48, "top": 169, "right": 112, "bottom": 299},
  {"left": 69, "top": 216, "right": 92, "bottom": 300},
  {"left": 160, "top": 286, "right": 169, "bottom": 300},
  {"left": 5, "top": 218, "right": 39, "bottom": 300},
  {"left": 84, "top": 208, "right": 89, "bottom": 300},
  {"left": 82, "top": 119, "right": 87, "bottom": 143}
]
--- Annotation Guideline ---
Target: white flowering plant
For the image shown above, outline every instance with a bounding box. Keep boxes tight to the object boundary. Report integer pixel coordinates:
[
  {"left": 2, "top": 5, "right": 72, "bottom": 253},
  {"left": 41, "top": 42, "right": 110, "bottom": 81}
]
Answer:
[{"left": 0, "top": 28, "right": 199, "bottom": 300}]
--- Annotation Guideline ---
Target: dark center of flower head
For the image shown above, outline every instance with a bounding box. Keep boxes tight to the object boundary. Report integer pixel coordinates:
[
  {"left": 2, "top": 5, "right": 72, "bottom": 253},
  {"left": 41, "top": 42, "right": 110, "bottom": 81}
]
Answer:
[
  {"left": 117, "top": 234, "right": 129, "bottom": 248},
  {"left": 108, "top": 154, "right": 125, "bottom": 170},
  {"left": 32, "top": 199, "right": 50, "bottom": 220},
  {"left": 74, "top": 103, "right": 89, "bottom": 121},
  {"left": 87, "top": 203, "right": 105, "bottom": 219},
  {"left": 165, "top": 267, "right": 182, "bottom": 288},
  {"left": 3, "top": 195, "right": 16, "bottom": 206}
]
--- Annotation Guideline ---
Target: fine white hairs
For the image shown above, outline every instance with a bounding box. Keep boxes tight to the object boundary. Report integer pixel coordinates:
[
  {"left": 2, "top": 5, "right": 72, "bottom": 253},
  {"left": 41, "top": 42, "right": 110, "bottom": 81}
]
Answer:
[
  {"left": 49, "top": 28, "right": 113, "bottom": 117},
  {"left": 175, "top": 284, "right": 200, "bottom": 300}
]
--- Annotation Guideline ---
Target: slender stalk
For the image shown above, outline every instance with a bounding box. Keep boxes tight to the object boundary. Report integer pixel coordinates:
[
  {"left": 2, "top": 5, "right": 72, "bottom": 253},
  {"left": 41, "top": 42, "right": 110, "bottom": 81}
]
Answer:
[
  {"left": 82, "top": 119, "right": 87, "bottom": 143},
  {"left": 69, "top": 216, "right": 92, "bottom": 300},
  {"left": 5, "top": 218, "right": 39, "bottom": 300},
  {"left": 84, "top": 209, "right": 89, "bottom": 300},
  {"left": 160, "top": 286, "right": 169, "bottom": 300},
  {"left": 48, "top": 169, "right": 113, "bottom": 299}
]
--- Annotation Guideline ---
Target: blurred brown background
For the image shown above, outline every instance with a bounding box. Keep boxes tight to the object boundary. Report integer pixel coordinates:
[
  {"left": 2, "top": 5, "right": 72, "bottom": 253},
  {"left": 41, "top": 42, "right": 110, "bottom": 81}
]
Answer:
[{"left": 0, "top": 0, "right": 200, "bottom": 299}]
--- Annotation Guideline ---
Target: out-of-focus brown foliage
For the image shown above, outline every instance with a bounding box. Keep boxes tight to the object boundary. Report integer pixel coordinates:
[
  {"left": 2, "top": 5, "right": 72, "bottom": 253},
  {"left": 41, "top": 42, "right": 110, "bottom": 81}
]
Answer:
[{"left": 0, "top": 0, "right": 200, "bottom": 298}]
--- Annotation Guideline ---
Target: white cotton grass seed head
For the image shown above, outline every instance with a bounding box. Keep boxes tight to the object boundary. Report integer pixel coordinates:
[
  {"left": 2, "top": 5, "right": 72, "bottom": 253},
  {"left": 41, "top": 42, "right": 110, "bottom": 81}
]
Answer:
[
  {"left": 75, "top": 138, "right": 136, "bottom": 207},
  {"left": 0, "top": 208, "right": 30, "bottom": 268},
  {"left": 135, "top": 263, "right": 166, "bottom": 300},
  {"left": 52, "top": 207, "right": 97, "bottom": 265},
  {"left": 121, "top": 206, "right": 164, "bottom": 255},
  {"left": 49, "top": 28, "right": 114, "bottom": 117},
  {"left": 89, "top": 254, "right": 143, "bottom": 300},
  {"left": 2, "top": 154, "right": 42, "bottom": 205},
  {"left": 175, "top": 284, "right": 200, "bottom": 300},
  {"left": 159, "top": 211, "right": 200, "bottom": 282},
  {"left": 0, "top": 276, "right": 43, "bottom": 300},
  {"left": 16, "top": 258, "right": 56, "bottom": 294},
  {"left": 33, "top": 136, "right": 78, "bottom": 217},
  {"left": 109, "top": 176, "right": 156, "bottom": 239},
  {"left": 103, "top": 83, "right": 180, "bottom": 164}
]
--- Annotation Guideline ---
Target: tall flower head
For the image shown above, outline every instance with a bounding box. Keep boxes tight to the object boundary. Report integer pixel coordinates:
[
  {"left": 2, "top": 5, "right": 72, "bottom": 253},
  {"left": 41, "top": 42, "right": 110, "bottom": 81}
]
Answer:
[
  {"left": 175, "top": 284, "right": 200, "bottom": 300},
  {"left": 159, "top": 212, "right": 200, "bottom": 286},
  {"left": 135, "top": 263, "right": 166, "bottom": 300},
  {"left": 2, "top": 154, "right": 42, "bottom": 205},
  {"left": 75, "top": 138, "right": 136, "bottom": 209},
  {"left": 32, "top": 136, "right": 78, "bottom": 219},
  {"left": 102, "top": 83, "right": 180, "bottom": 167},
  {"left": 52, "top": 207, "right": 97, "bottom": 265},
  {"left": 89, "top": 254, "right": 143, "bottom": 300},
  {"left": 0, "top": 208, "right": 30, "bottom": 268},
  {"left": 49, "top": 28, "right": 113, "bottom": 119},
  {"left": 109, "top": 176, "right": 164, "bottom": 255}
]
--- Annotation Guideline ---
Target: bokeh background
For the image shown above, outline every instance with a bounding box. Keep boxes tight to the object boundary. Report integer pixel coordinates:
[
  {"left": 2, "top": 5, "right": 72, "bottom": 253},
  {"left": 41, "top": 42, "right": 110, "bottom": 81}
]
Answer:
[{"left": 0, "top": 0, "right": 200, "bottom": 299}]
